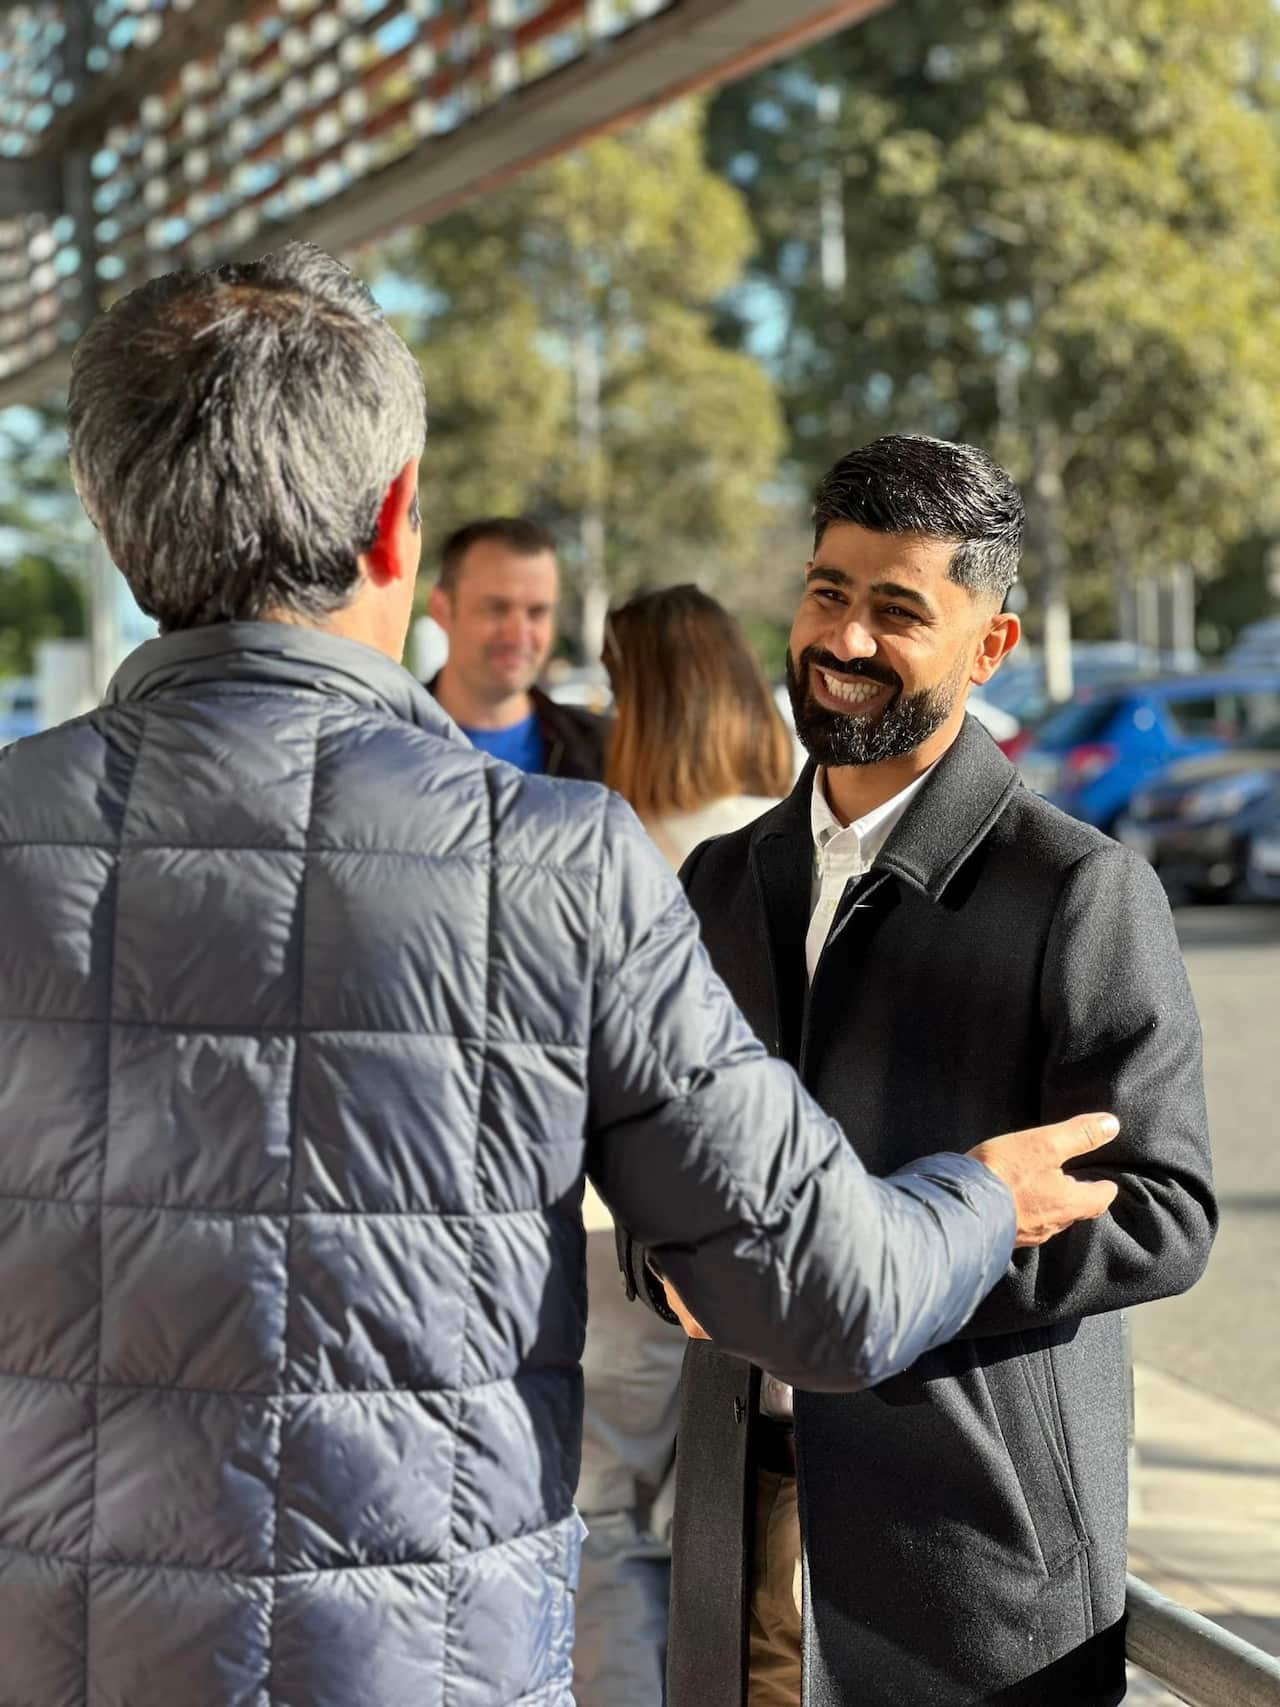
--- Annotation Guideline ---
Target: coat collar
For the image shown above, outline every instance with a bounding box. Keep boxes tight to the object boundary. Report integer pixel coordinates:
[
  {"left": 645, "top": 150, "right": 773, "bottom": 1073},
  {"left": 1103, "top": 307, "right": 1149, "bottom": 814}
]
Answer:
[
  {"left": 751, "top": 714, "right": 1020, "bottom": 905},
  {"left": 108, "top": 621, "right": 467, "bottom": 746},
  {"left": 875, "top": 716, "right": 1020, "bottom": 900}
]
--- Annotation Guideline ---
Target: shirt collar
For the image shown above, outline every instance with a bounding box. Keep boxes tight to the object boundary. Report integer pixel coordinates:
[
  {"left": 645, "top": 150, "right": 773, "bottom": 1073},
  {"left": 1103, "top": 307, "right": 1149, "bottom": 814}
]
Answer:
[{"left": 810, "top": 764, "right": 935, "bottom": 868}]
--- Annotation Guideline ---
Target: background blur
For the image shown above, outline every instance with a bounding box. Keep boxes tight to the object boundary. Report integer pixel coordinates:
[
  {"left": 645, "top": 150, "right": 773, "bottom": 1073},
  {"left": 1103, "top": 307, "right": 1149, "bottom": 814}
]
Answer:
[{"left": 2, "top": 0, "right": 1278, "bottom": 1686}]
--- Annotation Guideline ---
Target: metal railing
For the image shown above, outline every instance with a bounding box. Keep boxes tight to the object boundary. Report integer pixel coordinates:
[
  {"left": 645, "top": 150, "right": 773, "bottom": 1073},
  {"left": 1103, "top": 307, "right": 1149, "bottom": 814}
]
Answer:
[{"left": 1126, "top": 1574, "right": 1280, "bottom": 1706}]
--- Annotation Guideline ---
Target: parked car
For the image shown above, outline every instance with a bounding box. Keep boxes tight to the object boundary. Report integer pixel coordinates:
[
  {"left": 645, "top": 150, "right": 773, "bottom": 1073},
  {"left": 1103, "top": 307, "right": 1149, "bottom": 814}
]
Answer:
[
  {"left": 984, "top": 643, "right": 1179, "bottom": 756},
  {"left": 1227, "top": 616, "right": 1280, "bottom": 671},
  {"left": 0, "top": 677, "right": 39, "bottom": 748},
  {"left": 1016, "top": 671, "right": 1280, "bottom": 831},
  {"left": 961, "top": 691, "right": 1017, "bottom": 745},
  {"left": 1114, "top": 725, "right": 1280, "bottom": 900},
  {"left": 1244, "top": 803, "right": 1280, "bottom": 901}
]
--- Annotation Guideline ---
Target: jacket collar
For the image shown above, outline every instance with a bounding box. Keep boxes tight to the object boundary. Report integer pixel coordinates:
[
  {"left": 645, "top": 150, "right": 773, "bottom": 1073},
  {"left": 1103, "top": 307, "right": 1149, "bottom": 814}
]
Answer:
[
  {"left": 751, "top": 714, "right": 1019, "bottom": 905},
  {"left": 875, "top": 716, "right": 1020, "bottom": 899},
  {"left": 108, "top": 622, "right": 467, "bottom": 745}
]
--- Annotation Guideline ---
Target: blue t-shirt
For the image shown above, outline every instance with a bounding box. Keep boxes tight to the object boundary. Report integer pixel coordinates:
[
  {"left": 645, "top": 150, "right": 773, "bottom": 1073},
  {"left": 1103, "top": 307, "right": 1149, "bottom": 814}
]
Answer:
[{"left": 461, "top": 711, "right": 546, "bottom": 774}]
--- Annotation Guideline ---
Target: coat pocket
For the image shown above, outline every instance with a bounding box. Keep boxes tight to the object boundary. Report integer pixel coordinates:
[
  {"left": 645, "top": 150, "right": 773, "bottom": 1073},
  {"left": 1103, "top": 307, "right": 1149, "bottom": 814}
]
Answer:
[{"left": 983, "top": 1338, "right": 1089, "bottom": 1575}]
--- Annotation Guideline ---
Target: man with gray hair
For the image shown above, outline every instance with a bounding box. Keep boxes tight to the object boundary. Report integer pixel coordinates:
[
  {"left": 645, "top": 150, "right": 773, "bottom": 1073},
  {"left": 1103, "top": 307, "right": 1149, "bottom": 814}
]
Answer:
[{"left": 0, "top": 245, "right": 1118, "bottom": 1707}]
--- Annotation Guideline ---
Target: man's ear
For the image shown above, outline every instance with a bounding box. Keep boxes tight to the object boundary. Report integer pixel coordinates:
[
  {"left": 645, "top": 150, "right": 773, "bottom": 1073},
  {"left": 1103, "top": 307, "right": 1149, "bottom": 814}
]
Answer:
[
  {"left": 427, "top": 582, "right": 452, "bottom": 631},
  {"left": 362, "top": 460, "right": 420, "bottom": 588},
  {"left": 971, "top": 611, "right": 1021, "bottom": 687}
]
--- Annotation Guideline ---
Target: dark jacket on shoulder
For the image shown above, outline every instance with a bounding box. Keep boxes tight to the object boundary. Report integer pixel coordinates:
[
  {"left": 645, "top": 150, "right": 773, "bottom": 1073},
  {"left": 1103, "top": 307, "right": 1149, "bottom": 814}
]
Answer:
[
  {"left": 666, "top": 716, "right": 1216, "bottom": 1707},
  {"left": 530, "top": 684, "right": 608, "bottom": 781},
  {"left": 427, "top": 673, "right": 608, "bottom": 781}
]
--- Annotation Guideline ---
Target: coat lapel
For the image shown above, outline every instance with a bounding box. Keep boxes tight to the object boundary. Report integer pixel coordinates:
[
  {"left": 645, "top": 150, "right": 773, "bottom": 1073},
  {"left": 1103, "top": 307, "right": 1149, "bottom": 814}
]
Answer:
[
  {"left": 873, "top": 716, "right": 1021, "bottom": 901},
  {"left": 747, "top": 767, "right": 816, "bottom": 1068}
]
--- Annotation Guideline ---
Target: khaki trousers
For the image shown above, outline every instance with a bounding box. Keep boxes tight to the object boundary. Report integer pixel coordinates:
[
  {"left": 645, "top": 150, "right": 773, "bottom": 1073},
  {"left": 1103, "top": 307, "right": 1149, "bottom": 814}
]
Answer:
[{"left": 747, "top": 1469, "right": 803, "bottom": 1707}]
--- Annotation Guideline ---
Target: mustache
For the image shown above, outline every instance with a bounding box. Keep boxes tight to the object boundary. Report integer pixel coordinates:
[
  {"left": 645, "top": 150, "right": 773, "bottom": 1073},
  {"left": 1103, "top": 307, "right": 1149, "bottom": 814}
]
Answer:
[{"left": 799, "top": 646, "right": 901, "bottom": 693}]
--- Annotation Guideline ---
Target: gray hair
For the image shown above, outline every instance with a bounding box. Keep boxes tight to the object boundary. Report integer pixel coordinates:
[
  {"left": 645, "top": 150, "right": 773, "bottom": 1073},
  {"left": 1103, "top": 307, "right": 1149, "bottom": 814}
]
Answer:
[{"left": 67, "top": 242, "right": 427, "bottom": 629}]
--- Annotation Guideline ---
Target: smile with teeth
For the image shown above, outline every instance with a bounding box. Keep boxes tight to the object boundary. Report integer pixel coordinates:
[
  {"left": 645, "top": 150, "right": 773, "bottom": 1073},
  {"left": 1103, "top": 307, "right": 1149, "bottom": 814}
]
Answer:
[{"left": 819, "top": 670, "right": 887, "bottom": 706}]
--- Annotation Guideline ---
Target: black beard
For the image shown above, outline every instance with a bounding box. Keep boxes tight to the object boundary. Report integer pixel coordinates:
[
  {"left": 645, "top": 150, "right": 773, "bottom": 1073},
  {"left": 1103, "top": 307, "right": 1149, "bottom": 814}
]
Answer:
[{"left": 785, "top": 645, "right": 963, "bottom": 767}]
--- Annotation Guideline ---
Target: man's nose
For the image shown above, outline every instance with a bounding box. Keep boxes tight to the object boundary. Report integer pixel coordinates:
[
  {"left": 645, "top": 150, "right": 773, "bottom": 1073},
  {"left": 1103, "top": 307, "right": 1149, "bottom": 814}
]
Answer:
[{"left": 835, "top": 615, "right": 877, "bottom": 660}]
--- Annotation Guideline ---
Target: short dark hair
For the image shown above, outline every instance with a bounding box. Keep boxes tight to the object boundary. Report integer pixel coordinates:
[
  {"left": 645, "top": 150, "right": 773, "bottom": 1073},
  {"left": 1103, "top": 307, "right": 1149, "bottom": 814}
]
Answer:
[
  {"left": 812, "top": 434, "right": 1024, "bottom": 602},
  {"left": 67, "top": 241, "right": 426, "bottom": 630},
  {"left": 438, "top": 517, "right": 557, "bottom": 595}
]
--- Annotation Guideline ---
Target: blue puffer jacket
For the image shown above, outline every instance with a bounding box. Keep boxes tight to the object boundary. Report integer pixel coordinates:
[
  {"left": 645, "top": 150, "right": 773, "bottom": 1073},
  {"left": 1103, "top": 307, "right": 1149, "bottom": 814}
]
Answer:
[{"left": 0, "top": 623, "right": 1015, "bottom": 1707}]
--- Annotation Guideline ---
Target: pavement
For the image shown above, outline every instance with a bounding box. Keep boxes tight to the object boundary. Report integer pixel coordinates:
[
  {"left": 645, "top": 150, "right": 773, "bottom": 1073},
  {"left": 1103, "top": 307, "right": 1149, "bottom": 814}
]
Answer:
[
  {"left": 1124, "top": 1361, "right": 1280, "bottom": 1700},
  {"left": 1121, "top": 905, "right": 1280, "bottom": 1701},
  {"left": 1133, "top": 905, "right": 1280, "bottom": 1421}
]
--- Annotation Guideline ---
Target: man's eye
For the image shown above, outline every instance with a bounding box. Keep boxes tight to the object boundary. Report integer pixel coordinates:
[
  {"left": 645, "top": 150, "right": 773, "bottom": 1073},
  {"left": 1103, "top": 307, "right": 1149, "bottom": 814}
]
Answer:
[{"left": 883, "top": 605, "right": 919, "bottom": 621}]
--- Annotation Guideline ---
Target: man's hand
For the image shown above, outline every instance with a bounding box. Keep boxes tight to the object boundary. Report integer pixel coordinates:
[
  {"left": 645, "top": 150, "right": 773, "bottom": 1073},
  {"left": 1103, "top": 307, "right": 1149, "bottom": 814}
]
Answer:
[
  {"left": 968, "top": 1113, "right": 1120, "bottom": 1247},
  {"left": 662, "top": 1279, "right": 711, "bottom": 1340}
]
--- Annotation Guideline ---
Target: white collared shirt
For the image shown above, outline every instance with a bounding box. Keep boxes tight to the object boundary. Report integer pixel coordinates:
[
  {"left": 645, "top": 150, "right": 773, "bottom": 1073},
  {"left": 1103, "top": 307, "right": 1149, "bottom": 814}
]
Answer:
[
  {"left": 804, "top": 767, "right": 933, "bottom": 980},
  {"left": 761, "top": 763, "right": 934, "bottom": 1426}
]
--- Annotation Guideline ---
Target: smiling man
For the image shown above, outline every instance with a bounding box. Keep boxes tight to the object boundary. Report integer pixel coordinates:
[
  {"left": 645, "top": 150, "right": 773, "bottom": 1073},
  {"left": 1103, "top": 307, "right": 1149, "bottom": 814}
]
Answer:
[
  {"left": 427, "top": 517, "right": 607, "bottom": 779},
  {"left": 660, "top": 435, "right": 1216, "bottom": 1707}
]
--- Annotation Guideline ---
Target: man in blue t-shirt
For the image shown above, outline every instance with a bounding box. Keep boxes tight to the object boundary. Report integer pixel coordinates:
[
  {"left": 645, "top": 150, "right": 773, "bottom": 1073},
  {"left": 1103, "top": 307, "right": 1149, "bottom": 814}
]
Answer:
[{"left": 427, "top": 517, "right": 607, "bottom": 780}]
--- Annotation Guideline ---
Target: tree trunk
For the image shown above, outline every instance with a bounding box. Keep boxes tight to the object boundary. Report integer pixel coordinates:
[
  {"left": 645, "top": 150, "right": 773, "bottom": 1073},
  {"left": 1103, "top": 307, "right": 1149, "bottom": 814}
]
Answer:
[
  {"left": 571, "top": 292, "right": 608, "bottom": 666},
  {"left": 1027, "top": 414, "right": 1073, "bottom": 703}
]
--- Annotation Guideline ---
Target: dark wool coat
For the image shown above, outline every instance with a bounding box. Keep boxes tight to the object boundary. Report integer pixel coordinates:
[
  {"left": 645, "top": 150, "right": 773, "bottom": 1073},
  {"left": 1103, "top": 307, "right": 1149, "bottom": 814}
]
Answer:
[
  {"left": 667, "top": 717, "right": 1216, "bottom": 1707},
  {"left": 0, "top": 625, "right": 1020, "bottom": 1707}
]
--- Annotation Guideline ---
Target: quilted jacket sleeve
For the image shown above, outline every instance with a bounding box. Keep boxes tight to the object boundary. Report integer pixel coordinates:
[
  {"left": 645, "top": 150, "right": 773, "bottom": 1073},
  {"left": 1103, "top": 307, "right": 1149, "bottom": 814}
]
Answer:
[{"left": 586, "top": 794, "right": 1018, "bottom": 1393}]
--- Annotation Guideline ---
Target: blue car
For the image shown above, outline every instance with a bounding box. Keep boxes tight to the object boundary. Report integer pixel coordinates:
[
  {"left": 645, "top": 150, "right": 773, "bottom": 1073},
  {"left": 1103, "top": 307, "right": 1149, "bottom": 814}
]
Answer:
[{"left": 1016, "top": 671, "right": 1280, "bottom": 831}]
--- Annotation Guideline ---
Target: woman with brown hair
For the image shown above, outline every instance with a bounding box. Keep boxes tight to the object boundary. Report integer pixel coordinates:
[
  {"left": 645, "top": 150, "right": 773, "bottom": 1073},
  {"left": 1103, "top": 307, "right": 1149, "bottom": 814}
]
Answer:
[
  {"left": 573, "top": 585, "right": 794, "bottom": 1707},
  {"left": 604, "top": 584, "right": 796, "bottom": 868}
]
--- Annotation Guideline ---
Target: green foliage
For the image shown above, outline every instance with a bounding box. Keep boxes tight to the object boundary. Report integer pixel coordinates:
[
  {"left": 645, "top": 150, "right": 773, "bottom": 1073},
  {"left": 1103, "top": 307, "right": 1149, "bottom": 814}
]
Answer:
[
  {"left": 0, "top": 555, "right": 86, "bottom": 677},
  {"left": 376, "top": 103, "right": 785, "bottom": 649},
  {"left": 707, "top": 0, "right": 1280, "bottom": 625},
  {"left": 0, "top": 406, "right": 85, "bottom": 676}
]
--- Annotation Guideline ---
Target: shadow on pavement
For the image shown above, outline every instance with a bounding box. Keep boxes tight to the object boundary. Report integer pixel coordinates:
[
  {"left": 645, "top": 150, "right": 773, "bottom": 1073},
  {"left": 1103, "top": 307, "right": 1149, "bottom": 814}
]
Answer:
[
  {"left": 1172, "top": 903, "right": 1280, "bottom": 949},
  {"left": 1137, "top": 1447, "right": 1280, "bottom": 1478},
  {"left": 1210, "top": 1611, "right": 1280, "bottom": 1656}
]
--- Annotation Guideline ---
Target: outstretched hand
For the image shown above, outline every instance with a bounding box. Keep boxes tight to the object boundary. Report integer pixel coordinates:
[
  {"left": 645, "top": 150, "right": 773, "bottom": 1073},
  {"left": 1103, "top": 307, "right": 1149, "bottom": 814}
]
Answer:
[{"left": 968, "top": 1113, "right": 1120, "bottom": 1247}]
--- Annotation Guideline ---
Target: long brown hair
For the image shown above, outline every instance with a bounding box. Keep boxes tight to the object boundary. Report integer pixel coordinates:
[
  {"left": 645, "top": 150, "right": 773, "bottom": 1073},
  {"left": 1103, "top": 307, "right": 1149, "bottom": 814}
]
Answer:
[{"left": 604, "top": 585, "right": 793, "bottom": 819}]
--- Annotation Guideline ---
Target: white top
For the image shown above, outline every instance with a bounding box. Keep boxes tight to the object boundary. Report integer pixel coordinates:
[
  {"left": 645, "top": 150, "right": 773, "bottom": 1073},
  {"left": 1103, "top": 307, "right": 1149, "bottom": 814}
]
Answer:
[
  {"left": 582, "top": 791, "right": 783, "bottom": 1234},
  {"left": 645, "top": 794, "right": 783, "bottom": 873},
  {"left": 804, "top": 767, "right": 933, "bottom": 980},
  {"left": 762, "top": 764, "right": 934, "bottom": 1424}
]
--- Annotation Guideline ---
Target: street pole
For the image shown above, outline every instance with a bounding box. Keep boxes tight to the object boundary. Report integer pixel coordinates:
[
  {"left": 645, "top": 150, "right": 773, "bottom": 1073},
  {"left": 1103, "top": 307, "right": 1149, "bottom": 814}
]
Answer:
[
  {"left": 63, "top": 0, "right": 116, "bottom": 698},
  {"left": 1028, "top": 415, "right": 1073, "bottom": 704},
  {"left": 571, "top": 287, "right": 608, "bottom": 666},
  {"left": 817, "top": 83, "right": 846, "bottom": 299}
]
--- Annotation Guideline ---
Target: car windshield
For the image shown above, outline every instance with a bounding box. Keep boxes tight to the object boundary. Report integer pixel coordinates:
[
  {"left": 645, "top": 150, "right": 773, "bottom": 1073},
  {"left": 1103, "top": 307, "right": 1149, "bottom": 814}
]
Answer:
[{"left": 1032, "top": 697, "right": 1119, "bottom": 751}]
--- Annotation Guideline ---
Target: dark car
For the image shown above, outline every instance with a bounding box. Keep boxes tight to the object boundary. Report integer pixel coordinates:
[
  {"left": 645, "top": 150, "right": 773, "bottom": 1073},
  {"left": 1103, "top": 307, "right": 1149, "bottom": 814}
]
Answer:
[
  {"left": 1244, "top": 802, "right": 1280, "bottom": 901},
  {"left": 1115, "top": 726, "right": 1280, "bottom": 900},
  {"left": 1016, "top": 672, "right": 1280, "bottom": 831}
]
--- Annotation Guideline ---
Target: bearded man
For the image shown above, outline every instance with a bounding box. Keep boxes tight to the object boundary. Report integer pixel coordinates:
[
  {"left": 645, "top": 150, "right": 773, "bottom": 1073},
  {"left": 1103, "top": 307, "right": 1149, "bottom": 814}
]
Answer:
[{"left": 656, "top": 435, "right": 1216, "bottom": 1707}]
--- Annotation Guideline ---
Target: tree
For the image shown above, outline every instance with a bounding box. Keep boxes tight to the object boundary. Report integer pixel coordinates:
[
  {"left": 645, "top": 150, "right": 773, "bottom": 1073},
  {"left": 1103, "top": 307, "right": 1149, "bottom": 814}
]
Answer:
[
  {"left": 377, "top": 102, "right": 786, "bottom": 657},
  {"left": 0, "top": 405, "right": 86, "bottom": 677},
  {"left": 707, "top": 0, "right": 1280, "bottom": 676}
]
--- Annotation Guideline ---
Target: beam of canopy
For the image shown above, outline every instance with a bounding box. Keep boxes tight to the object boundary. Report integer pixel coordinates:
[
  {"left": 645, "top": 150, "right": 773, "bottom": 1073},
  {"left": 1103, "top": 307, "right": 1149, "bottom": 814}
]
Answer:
[{"left": 0, "top": 0, "right": 885, "bottom": 409}]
